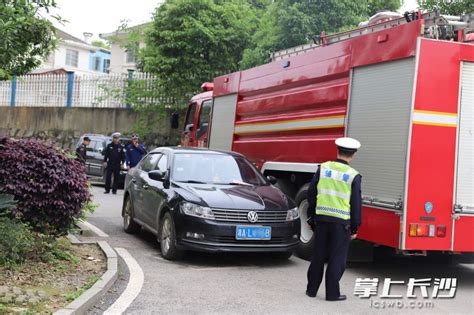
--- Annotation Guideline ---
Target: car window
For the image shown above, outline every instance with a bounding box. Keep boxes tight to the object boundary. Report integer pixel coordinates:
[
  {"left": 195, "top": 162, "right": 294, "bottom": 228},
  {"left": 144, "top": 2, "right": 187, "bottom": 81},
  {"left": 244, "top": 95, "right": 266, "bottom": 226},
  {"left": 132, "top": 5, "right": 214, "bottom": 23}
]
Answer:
[
  {"left": 197, "top": 101, "right": 212, "bottom": 138},
  {"left": 184, "top": 103, "right": 197, "bottom": 132},
  {"left": 156, "top": 155, "right": 168, "bottom": 171},
  {"left": 172, "top": 153, "right": 266, "bottom": 185},
  {"left": 87, "top": 140, "right": 98, "bottom": 152},
  {"left": 140, "top": 153, "right": 162, "bottom": 172},
  {"left": 95, "top": 140, "right": 105, "bottom": 152}
]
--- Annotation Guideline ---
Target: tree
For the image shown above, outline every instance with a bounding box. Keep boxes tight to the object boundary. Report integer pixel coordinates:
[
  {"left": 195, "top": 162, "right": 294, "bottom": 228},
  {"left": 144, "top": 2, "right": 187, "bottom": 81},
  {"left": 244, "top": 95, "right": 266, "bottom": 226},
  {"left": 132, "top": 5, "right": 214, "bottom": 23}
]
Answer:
[
  {"left": 141, "top": 0, "right": 258, "bottom": 107},
  {"left": 418, "top": 0, "right": 474, "bottom": 15},
  {"left": 91, "top": 39, "right": 110, "bottom": 50},
  {"left": 240, "top": 0, "right": 402, "bottom": 69},
  {"left": 368, "top": 0, "right": 401, "bottom": 15},
  {"left": 0, "top": 0, "right": 61, "bottom": 79}
]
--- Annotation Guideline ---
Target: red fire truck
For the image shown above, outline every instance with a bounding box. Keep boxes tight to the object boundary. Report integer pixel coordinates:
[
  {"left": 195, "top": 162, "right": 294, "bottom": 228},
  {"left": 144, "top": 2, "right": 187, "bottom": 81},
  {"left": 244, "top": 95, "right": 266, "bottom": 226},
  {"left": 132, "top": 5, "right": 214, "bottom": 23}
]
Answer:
[{"left": 180, "top": 11, "right": 474, "bottom": 259}]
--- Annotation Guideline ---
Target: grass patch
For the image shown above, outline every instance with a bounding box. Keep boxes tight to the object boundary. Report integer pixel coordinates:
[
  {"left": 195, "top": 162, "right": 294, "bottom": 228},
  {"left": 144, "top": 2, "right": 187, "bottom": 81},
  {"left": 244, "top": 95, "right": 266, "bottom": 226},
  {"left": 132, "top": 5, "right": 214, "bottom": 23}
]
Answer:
[
  {"left": 0, "top": 241, "right": 106, "bottom": 313},
  {"left": 65, "top": 274, "right": 101, "bottom": 302}
]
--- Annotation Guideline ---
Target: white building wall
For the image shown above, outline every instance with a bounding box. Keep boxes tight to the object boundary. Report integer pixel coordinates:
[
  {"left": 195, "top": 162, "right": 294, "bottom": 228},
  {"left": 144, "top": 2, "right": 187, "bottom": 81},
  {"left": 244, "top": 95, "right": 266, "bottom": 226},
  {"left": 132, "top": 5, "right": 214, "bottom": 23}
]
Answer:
[
  {"left": 108, "top": 42, "right": 144, "bottom": 74},
  {"left": 35, "top": 41, "right": 98, "bottom": 75},
  {"left": 52, "top": 44, "right": 93, "bottom": 74}
]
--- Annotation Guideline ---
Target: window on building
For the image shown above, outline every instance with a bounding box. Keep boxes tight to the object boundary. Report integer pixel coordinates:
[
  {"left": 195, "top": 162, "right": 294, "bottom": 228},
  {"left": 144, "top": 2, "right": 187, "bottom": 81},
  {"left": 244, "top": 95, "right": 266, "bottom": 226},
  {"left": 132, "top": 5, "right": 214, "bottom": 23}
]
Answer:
[
  {"left": 65, "top": 49, "right": 79, "bottom": 67},
  {"left": 93, "top": 56, "right": 101, "bottom": 71},
  {"left": 126, "top": 49, "right": 135, "bottom": 64},
  {"left": 103, "top": 59, "right": 110, "bottom": 73}
]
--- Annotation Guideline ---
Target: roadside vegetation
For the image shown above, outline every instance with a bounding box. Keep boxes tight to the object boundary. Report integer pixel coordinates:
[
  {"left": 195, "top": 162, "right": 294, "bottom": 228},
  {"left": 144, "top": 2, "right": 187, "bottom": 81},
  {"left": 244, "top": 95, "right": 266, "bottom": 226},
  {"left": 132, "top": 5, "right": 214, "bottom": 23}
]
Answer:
[
  {"left": 105, "top": 0, "right": 470, "bottom": 143},
  {"left": 0, "top": 137, "right": 103, "bottom": 313},
  {"left": 117, "top": 0, "right": 403, "bottom": 141},
  {"left": 0, "top": 0, "right": 63, "bottom": 79}
]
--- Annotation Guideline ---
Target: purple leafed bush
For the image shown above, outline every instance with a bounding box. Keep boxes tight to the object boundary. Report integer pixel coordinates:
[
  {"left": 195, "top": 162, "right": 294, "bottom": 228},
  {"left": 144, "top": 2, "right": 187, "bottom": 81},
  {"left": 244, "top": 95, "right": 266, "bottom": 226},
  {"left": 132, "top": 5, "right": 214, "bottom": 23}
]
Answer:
[{"left": 0, "top": 137, "right": 91, "bottom": 235}]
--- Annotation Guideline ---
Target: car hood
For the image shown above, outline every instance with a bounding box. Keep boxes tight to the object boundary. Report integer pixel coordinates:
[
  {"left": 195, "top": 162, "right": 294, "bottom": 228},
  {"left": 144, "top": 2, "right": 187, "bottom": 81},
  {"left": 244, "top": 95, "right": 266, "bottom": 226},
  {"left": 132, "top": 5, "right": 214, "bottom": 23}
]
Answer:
[{"left": 173, "top": 182, "right": 294, "bottom": 211}]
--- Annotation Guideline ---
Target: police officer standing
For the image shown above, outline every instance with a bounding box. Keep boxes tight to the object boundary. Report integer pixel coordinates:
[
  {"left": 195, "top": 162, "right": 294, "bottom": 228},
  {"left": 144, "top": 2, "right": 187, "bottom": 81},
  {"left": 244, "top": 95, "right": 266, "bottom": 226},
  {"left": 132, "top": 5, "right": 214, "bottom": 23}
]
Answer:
[
  {"left": 125, "top": 134, "right": 146, "bottom": 168},
  {"left": 306, "top": 137, "right": 362, "bottom": 301},
  {"left": 104, "top": 132, "right": 125, "bottom": 194},
  {"left": 76, "top": 136, "right": 91, "bottom": 164}
]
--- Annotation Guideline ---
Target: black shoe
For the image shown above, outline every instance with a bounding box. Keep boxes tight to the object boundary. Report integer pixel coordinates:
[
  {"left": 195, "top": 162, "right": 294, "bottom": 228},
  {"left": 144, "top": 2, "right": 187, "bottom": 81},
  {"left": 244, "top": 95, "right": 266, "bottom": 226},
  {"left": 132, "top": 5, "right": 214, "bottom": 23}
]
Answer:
[
  {"left": 112, "top": 191, "right": 117, "bottom": 195},
  {"left": 104, "top": 191, "right": 110, "bottom": 194},
  {"left": 306, "top": 291, "right": 316, "bottom": 298},
  {"left": 326, "top": 295, "right": 346, "bottom": 301}
]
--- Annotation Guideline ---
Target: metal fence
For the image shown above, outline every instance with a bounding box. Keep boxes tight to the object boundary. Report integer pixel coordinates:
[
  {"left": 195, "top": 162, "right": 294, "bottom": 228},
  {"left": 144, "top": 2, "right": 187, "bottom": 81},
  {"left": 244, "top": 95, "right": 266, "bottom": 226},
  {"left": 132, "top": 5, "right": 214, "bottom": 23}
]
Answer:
[{"left": 0, "top": 72, "right": 160, "bottom": 108}]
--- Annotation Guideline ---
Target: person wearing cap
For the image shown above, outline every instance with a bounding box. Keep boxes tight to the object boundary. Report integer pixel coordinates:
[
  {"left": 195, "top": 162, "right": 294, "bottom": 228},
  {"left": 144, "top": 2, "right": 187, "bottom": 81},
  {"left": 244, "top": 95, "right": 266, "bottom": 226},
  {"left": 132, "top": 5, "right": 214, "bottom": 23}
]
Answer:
[
  {"left": 125, "top": 134, "right": 147, "bottom": 169},
  {"left": 103, "top": 132, "right": 125, "bottom": 194},
  {"left": 306, "top": 137, "right": 362, "bottom": 301},
  {"left": 76, "top": 136, "right": 91, "bottom": 164}
]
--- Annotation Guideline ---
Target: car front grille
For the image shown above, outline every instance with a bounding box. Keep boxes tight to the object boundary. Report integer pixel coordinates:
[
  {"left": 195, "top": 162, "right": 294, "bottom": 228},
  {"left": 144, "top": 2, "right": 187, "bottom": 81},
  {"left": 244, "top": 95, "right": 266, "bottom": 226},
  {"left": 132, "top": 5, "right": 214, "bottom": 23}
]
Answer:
[{"left": 212, "top": 209, "right": 288, "bottom": 223}]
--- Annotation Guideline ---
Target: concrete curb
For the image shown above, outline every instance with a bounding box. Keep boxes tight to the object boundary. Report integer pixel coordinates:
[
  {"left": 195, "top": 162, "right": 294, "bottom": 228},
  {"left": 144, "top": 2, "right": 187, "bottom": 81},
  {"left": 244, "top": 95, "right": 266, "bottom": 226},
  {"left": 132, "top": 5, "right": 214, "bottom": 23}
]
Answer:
[{"left": 54, "top": 240, "right": 118, "bottom": 315}]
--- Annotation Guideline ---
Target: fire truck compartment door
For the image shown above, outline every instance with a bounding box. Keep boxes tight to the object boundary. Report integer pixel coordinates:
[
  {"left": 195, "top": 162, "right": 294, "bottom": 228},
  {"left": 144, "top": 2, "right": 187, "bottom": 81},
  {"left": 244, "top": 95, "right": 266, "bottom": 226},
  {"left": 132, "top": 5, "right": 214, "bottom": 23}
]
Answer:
[
  {"left": 346, "top": 58, "right": 415, "bottom": 209},
  {"left": 208, "top": 94, "right": 238, "bottom": 151},
  {"left": 455, "top": 62, "right": 474, "bottom": 213}
]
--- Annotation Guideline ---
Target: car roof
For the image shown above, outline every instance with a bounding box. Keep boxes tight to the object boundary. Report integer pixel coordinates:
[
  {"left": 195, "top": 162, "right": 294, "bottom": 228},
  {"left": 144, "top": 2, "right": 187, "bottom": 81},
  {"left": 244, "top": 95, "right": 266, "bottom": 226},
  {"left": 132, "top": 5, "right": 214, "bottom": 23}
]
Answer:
[
  {"left": 81, "top": 134, "right": 131, "bottom": 142},
  {"left": 149, "top": 146, "right": 244, "bottom": 158},
  {"left": 81, "top": 134, "right": 109, "bottom": 140}
]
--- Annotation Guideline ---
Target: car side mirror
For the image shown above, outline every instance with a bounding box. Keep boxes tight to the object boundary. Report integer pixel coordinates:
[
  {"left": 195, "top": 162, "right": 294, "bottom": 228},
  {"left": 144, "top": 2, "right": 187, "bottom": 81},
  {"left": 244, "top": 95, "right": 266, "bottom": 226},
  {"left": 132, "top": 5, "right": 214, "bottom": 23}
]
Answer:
[
  {"left": 149, "top": 170, "right": 165, "bottom": 181},
  {"left": 266, "top": 175, "right": 277, "bottom": 185},
  {"left": 98, "top": 147, "right": 104, "bottom": 154}
]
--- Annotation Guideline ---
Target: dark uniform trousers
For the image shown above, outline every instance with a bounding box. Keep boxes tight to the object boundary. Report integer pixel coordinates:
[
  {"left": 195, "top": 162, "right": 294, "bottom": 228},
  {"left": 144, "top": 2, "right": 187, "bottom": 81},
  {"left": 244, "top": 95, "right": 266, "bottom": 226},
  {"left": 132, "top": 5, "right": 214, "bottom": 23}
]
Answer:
[
  {"left": 306, "top": 221, "right": 351, "bottom": 299},
  {"left": 105, "top": 165, "right": 120, "bottom": 193}
]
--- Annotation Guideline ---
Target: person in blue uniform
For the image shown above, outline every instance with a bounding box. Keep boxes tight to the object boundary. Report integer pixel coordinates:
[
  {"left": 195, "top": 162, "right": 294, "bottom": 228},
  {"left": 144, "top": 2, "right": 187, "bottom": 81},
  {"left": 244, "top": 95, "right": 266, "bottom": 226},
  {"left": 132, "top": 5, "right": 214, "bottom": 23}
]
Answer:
[
  {"left": 103, "top": 132, "right": 125, "bottom": 194},
  {"left": 125, "top": 134, "right": 146, "bottom": 168},
  {"left": 76, "top": 136, "right": 90, "bottom": 164},
  {"left": 306, "top": 137, "right": 362, "bottom": 301}
]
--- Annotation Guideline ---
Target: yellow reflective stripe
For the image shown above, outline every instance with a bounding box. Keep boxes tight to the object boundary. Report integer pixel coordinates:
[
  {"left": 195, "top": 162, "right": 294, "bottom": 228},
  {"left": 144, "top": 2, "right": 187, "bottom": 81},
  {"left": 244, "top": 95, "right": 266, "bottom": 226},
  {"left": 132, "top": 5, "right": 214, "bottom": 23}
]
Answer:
[
  {"left": 318, "top": 188, "right": 351, "bottom": 200},
  {"left": 413, "top": 110, "right": 457, "bottom": 127},
  {"left": 234, "top": 115, "right": 345, "bottom": 134}
]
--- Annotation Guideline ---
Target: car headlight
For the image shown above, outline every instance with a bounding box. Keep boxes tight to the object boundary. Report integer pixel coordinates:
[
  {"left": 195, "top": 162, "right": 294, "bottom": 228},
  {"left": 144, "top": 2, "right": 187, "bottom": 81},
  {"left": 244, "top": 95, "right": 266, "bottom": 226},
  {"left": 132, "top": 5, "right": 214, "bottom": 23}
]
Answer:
[
  {"left": 286, "top": 207, "right": 299, "bottom": 221},
  {"left": 181, "top": 202, "right": 215, "bottom": 220}
]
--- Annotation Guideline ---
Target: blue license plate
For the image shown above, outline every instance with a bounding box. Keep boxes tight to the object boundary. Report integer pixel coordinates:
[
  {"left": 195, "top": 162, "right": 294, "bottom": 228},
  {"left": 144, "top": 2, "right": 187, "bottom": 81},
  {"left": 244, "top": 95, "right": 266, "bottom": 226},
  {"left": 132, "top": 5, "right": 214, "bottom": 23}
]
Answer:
[{"left": 236, "top": 225, "right": 271, "bottom": 240}]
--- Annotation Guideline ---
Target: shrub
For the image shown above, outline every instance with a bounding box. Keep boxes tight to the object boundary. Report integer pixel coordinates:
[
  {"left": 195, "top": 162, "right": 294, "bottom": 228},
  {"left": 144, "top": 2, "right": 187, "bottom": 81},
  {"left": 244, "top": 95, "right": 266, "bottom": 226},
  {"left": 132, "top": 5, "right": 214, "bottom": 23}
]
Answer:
[
  {"left": 0, "top": 217, "right": 77, "bottom": 267},
  {"left": 0, "top": 138, "right": 91, "bottom": 235},
  {"left": 0, "top": 193, "right": 17, "bottom": 214}
]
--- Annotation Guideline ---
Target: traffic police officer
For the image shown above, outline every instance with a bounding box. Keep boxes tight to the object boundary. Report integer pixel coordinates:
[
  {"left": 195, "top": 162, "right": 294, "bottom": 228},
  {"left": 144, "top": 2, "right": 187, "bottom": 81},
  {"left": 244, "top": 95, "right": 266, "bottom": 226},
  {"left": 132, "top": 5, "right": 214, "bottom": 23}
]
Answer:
[
  {"left": 76, "top": 136, "right": 91, "bottom": 164},
  {"left": 103, "top": 132, "right": 125, "bottom": 194},
  {"left": 306, "top": 137, "right": 362, "bottom": 301},
  {"left": 125, "top": 134, "right": 147, "bottom": 168}
]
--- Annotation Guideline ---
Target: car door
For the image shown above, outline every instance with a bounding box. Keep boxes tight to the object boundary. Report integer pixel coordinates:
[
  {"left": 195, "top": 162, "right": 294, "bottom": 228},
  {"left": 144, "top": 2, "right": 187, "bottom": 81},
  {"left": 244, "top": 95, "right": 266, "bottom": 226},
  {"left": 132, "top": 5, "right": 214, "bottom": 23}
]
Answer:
[
  {"left": 142, "top": 153, "right": 169, "bottom": 229},
  {"left": 87, "top": 139, "right": 106, "bottom": 177},
  {"left": 196, "top": 100, "right": 212, "bottom": 148},
  {"left": 181, "top": 102, "right": 197, "bottom": 147},
  {"left": 131, "top": 153, "right": 162, "bottom": 224}
]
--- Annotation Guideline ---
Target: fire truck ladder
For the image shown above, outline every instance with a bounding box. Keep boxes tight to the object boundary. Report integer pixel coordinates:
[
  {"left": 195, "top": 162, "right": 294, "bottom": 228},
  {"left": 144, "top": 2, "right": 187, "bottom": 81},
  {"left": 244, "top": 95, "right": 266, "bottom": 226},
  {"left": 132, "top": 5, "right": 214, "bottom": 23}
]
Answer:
[{"left": 271, "top": 11, "right": 474, "bottom": 61}]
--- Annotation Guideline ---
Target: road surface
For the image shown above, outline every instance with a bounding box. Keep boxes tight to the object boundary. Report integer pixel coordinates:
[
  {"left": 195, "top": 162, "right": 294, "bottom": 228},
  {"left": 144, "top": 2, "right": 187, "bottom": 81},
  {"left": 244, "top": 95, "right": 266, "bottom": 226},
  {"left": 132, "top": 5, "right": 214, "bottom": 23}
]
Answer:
[{"left": 83, "top": 187, "right": 473, "bottom": 314}]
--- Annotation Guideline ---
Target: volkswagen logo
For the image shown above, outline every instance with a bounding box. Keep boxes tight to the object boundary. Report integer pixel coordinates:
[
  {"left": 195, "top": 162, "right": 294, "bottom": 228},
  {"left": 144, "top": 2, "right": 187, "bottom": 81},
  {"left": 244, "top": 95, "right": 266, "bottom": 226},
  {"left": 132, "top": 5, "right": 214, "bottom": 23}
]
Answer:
[{"left": 247, "top": 211, "right": 258, "bottom": 223}]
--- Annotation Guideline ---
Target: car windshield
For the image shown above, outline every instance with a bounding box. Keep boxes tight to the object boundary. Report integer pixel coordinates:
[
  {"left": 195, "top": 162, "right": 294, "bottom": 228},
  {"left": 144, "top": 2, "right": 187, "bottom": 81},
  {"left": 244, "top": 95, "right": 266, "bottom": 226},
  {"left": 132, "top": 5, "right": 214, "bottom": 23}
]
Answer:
[{"left": 172, "top": 153, "right": 267, "bottom": 186}]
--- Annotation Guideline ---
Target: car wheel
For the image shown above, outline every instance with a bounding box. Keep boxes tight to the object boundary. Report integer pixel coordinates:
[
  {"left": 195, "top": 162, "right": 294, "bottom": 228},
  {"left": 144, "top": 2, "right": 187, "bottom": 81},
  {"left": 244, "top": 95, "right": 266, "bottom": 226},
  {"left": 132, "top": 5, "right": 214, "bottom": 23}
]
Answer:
[
  {"left": 159, "top": 212, "right": 183, "bottom": 260},
  {"left": 123, "top": 196, "right": 141, "bottom": 234},
  {"left": 295, "top": 184, "right": 315, "bottom": 260},
  {"left": 271, "top": 251, "right": 293, "bottom": 260}
]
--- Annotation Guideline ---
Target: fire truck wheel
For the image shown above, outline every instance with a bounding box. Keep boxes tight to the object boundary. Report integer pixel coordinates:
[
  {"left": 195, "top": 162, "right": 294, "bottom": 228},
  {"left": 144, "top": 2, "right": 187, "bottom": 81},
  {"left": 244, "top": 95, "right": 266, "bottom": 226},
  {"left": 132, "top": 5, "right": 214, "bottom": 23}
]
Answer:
[{"left": 295, "top": 183, "right": 314, "bottom": 260}]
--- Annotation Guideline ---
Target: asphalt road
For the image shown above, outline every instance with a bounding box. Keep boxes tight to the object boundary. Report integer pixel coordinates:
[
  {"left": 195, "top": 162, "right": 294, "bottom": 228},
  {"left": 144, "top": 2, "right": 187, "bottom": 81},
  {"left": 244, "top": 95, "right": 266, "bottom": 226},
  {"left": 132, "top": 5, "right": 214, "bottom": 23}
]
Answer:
[{"left": 85, "top": 186, "right": 474, "bottom": 315}]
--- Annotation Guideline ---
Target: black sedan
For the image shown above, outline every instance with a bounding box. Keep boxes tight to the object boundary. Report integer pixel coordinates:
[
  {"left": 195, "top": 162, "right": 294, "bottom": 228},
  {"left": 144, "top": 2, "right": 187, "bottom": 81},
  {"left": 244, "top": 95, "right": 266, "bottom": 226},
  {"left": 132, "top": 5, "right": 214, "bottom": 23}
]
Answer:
[{"left": 122, "top": 147, "right": 300, "bottom": 260}]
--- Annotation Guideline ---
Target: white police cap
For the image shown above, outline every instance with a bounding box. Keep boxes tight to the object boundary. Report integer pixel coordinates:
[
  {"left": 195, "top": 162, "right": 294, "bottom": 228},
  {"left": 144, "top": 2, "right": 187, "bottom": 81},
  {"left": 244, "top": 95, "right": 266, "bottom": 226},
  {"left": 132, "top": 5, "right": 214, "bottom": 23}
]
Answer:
[
  {"left": 335, "top": 137, "right": 361, "bottom": 151},
  {"left": 111, "top": 132, "right": 121, "bottom": 138}
]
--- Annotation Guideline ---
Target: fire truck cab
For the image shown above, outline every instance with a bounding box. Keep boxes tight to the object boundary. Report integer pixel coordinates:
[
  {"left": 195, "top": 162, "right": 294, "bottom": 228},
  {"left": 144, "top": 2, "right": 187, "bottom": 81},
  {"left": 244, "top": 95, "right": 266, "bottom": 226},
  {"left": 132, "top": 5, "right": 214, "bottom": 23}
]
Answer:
[{"left": 180, "top": 11, "right": 474, "bottom": 259}]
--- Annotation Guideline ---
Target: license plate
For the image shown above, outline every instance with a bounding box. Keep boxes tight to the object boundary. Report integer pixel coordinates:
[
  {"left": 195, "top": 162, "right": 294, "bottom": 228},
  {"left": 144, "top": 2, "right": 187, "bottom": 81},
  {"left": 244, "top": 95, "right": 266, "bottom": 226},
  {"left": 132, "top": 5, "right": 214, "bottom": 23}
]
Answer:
[{"left": 236, "top": 225, "right": 271, "bottom": 240}]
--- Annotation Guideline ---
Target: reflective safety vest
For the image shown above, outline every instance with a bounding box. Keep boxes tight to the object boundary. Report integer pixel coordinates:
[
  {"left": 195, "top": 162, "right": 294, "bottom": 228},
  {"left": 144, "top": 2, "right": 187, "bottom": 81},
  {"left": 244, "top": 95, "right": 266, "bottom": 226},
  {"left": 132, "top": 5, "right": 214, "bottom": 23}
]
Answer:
[{"left": 316, "top": 161, "right": 359, "bottom": 221}]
